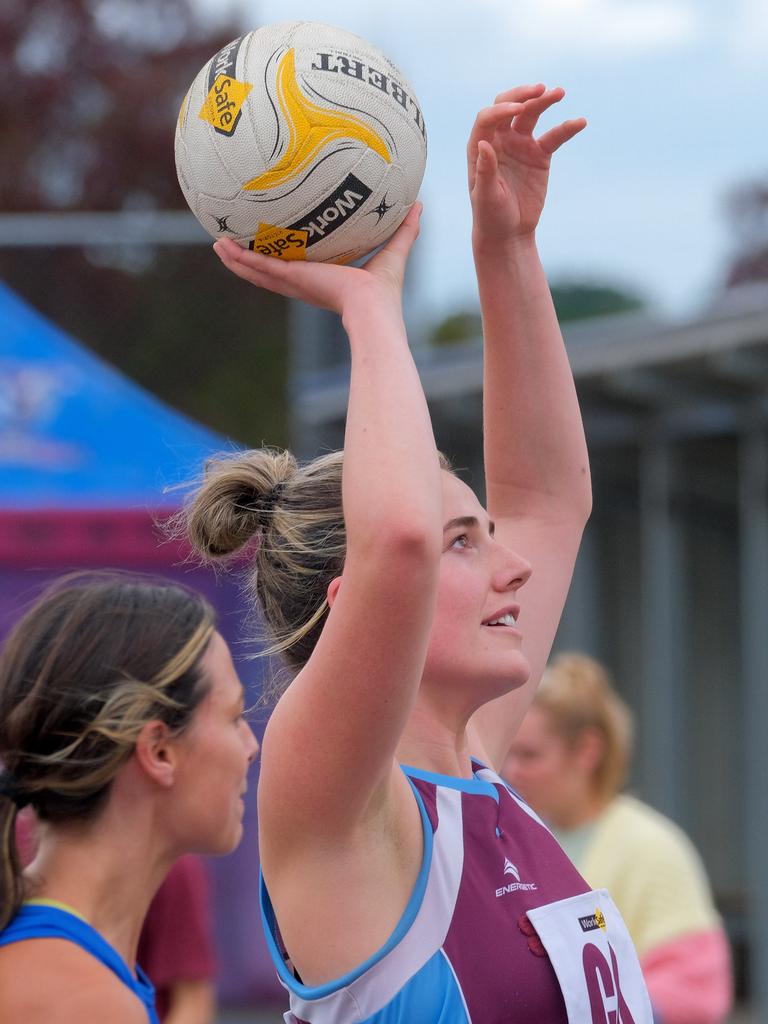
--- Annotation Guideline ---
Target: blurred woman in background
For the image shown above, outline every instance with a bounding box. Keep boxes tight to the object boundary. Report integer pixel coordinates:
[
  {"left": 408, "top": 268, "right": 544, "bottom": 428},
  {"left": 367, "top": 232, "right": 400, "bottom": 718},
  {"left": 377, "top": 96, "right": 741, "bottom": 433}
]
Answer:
[
  {"left": 504, "top": 651, "right": 733, "bottom": 1024},
  {"left": 0, "top": 573, "right": 258, "bottom": 1024}
]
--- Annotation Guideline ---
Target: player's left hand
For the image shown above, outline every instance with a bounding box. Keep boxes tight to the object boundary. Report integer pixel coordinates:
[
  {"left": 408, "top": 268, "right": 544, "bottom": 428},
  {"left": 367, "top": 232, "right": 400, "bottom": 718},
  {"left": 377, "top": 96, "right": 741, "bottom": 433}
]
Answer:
[{"left": 467, "top": 85, "right": 586, "bottom": 251}]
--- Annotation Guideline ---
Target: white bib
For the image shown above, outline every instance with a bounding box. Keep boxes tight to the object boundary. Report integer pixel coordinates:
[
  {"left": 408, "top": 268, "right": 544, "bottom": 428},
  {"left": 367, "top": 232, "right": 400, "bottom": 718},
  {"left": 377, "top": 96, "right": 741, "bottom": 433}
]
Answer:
[{"left": 527, "top": 889, "right": 653, "bottom": 1024}]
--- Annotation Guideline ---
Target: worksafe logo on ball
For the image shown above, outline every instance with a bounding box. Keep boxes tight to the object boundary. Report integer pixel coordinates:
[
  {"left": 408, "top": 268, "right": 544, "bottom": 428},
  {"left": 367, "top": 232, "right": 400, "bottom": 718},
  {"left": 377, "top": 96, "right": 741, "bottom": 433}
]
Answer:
[
  {"left": 199, "top": 37, "right": 252, "bottom": 136},
  {"left": 289, "top": 174, "right": 373, "bottom": 248},
  {"left": 250, "top": 224, "right": 309, "bottom": 260},
  {"left": 248, "top": 175, "right": 373, "bottom": 260}
]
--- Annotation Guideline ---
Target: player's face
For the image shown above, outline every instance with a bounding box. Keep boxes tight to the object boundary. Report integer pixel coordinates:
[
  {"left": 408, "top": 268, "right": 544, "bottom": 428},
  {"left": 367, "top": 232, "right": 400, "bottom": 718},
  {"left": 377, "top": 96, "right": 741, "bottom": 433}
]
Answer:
[
  {"left": 502, "top": 706, "right": 585, "bottom": 827},
  {"left": 171, "top": 631, "right": 259, "bottom": 855},
  {"left": 422, "top": 472, "right": 532, "bottom": 705}
]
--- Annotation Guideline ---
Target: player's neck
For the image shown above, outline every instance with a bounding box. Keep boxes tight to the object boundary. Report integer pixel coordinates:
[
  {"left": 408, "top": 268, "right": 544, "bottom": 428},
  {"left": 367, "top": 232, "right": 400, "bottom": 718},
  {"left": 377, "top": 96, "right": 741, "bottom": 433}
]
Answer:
[
  {"left": 23, "top": 811, "right": 172, "bottom": 966},
  {"left": 397, "top": 703, "right": 475, "bottom": 779}
]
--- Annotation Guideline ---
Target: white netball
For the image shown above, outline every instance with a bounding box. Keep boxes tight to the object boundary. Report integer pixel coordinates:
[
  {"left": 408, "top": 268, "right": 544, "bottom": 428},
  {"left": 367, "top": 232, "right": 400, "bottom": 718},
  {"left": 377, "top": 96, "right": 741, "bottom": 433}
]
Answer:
[{"left": 174, "top": 22, "right": 427, "bottom": 263}]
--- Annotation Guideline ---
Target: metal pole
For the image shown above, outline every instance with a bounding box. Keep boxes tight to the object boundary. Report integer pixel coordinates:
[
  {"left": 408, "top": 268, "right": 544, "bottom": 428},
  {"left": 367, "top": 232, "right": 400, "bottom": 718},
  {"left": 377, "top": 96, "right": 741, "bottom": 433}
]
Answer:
[
  {"left": 738, "top": 426, "right": 768, "bottom": 1017},
  {"left": 0, "top": 211, "right": 210, "bottom": 247},
  {"left": 556, "top": 520, "right": 601, "bottom": 654},
  {"left": 638, "top": 434, "right": 685, "bottom": 821}
]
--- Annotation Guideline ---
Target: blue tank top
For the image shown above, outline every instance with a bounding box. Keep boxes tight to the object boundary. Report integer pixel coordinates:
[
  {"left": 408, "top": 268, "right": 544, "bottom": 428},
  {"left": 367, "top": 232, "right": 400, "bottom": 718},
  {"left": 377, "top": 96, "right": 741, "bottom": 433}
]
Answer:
[{"left": 0, "top": 902, "right": 159, "bottom": 1024}]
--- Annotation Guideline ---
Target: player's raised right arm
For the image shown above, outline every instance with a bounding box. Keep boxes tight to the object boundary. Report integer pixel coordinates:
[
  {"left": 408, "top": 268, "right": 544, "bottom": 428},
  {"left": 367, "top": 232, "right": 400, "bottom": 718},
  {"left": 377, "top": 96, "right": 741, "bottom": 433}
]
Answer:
[{"left": 215, "top": 207, "right": 443, "bottom": 842}]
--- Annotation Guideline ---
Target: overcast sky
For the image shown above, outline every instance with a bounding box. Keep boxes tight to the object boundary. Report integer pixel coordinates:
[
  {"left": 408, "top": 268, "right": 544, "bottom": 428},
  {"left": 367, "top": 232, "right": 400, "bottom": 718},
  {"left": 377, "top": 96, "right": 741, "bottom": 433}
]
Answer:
[{"left": 198, "top": 0, "right": 768, "bottom": 321}]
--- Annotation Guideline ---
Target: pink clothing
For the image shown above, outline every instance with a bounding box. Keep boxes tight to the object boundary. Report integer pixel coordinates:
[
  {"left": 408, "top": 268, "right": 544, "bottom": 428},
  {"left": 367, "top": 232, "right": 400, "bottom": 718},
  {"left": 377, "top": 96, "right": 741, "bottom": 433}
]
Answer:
[
  {"left": 641, "top": 928, "right": 733, "bottom": 1024},
  {"left": 557, "top": 795, "right": 733, "bottom": 1024}
]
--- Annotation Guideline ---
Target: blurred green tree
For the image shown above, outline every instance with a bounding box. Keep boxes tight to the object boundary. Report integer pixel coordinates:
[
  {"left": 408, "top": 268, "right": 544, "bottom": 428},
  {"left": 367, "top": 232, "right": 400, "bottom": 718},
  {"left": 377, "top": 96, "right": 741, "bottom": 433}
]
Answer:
[
  {"left": 550, "top": 282, "right": 645, "bottom": 322},
  {"left": 0, "top": 0, "right": 288, "bottom": 446},
  {"left": 429, "top": 282, "right": 645, "bottom": 345},
  {"left": 430, "top": 311, "right": 483, "bottom": 346}
]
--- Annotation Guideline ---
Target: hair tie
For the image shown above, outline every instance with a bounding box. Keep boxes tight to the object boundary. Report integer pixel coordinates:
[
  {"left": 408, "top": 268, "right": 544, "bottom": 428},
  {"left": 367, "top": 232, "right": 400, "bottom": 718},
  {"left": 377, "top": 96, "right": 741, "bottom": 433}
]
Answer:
[
  {"left": 246, "top": 481, "right": 286, "bottom": 530},
  {"left": 0, "top": 771, "right": 31, "bottom": 810}
]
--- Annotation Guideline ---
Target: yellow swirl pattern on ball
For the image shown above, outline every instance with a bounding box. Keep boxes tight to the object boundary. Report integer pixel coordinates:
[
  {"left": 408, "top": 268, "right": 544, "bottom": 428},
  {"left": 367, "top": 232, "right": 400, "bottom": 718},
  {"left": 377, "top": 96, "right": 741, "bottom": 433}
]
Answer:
[{"left": 243, "top": 48, "right": 391, "bottom": 192}]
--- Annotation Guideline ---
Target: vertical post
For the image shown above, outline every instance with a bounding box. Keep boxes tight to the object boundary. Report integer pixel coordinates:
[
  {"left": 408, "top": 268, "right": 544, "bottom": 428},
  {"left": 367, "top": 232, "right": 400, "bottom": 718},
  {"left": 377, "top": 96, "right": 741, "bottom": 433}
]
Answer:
[
  {"left": 738, "top": 426, "right": 768, "bottom": 1018},
  {"left": 638, "top": 435, "right": 685, "bottom": 821},
  {"left": 289, "top": 301, "right": 349, "bottom": 458},
  {"left": 557, "top": 521, "right": 600, "bottom": 654}
]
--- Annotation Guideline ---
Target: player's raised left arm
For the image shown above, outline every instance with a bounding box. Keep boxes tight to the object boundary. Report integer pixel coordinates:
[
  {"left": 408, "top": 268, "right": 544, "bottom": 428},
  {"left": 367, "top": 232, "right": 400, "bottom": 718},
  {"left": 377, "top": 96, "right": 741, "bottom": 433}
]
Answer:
[{"left": 466, "top": 86, "right": 592, "bottom": 769}]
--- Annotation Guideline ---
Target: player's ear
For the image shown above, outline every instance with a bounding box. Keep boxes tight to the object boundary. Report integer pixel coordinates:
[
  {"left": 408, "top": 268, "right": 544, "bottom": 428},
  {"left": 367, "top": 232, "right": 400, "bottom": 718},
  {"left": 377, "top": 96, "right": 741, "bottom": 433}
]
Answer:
[
  {"left": 327, "top": 576, "right": 342, "bottom": 607},
  {"left": 134, "top": 720, "right": 177, "bottom": 788}
]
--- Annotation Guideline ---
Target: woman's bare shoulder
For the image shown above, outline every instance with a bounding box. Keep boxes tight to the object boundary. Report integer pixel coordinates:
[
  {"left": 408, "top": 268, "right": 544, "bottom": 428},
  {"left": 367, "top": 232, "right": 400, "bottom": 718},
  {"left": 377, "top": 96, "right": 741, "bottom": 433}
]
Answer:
[{"left": 0, "top": 938, "right": 147, "bottom": 1023}]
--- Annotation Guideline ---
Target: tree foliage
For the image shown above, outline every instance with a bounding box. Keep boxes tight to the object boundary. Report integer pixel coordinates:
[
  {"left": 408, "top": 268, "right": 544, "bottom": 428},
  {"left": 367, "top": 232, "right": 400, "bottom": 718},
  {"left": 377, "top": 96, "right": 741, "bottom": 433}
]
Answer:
[
  {"left": 0, "top": 0, "right": 289, "bottom": 446},
  {"left": 550, "top": 282, "right": 644, "bottom": 322},
  {"left": 430, "top": 311, "right": 483, "bottom": 346},
  {"left": 429, "top": 282, "right": 645, "bottom": 346}
]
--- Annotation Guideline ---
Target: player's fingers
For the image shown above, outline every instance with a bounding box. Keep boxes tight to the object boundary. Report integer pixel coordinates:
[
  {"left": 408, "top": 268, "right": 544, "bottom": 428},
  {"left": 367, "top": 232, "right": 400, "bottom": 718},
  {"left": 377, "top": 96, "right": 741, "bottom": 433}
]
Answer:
[
  {"left": 467, "top": 103, "right": 524, "bottom": 185},
  {"left": 214, "top": 241, "right": 307, "bottom": 298},
  {"left": 510, "top": 87, "right": 566, "bottom": 136},
  {"left": 473, "top": 140, "right": 499, "bottom": 193},
  {"left": 469, "top": 103, "right": 525, "bottom": 148},
  {"left": 537, "top": 117, "right": 587, "bottom": 155},
  {"left": 493, "top": 84, "right": 546, "bottom": 105},
  {"left": 371, "top": 202, "right": 422, "bottom": 266},
  {"left": 214, "top": 239, "right": 278, "bottom": 279},
  {"left": 213, "top": 237, "right": 245, "bottom": 260},
  {"left": 393, "top": 201, "right": 422, "bottom": 248}
]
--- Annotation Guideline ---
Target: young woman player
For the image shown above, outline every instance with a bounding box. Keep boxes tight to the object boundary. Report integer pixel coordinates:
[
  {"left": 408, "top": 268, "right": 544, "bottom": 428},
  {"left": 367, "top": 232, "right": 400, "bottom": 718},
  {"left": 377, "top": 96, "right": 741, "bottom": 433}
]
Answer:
[
  {"left": 0, "top": 573, "right": 259, "bottom": 1023},
  {"left": 184, "top": 85, "right": 653, "bottom": 1022}
]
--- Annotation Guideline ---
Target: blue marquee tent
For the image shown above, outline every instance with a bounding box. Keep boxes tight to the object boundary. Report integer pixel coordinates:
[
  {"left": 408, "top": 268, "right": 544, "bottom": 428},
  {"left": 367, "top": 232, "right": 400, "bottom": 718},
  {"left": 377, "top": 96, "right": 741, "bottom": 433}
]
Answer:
[
  {"left": 0, "top": 282, "right": 282, "bottom": 1004},
  {"left": 0, "top": 279, "right": 225, "bottom": 510}
]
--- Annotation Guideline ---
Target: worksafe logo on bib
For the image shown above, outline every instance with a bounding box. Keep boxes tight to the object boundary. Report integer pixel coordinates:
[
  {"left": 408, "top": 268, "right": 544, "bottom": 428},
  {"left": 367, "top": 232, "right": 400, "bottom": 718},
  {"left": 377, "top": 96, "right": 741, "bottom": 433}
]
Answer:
[
  {"left": 579, "top": 908, "right": 607, "bottom": 933},
  {"left": 496, "top": 857, "right": 538, "bottom": 897}
]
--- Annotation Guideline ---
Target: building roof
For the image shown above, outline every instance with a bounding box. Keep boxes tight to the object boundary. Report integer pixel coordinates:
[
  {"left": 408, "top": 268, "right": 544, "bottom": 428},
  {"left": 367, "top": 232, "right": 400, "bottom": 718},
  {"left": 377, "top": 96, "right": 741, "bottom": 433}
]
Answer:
[{"left": 295, "top": 286, "right": 768, "bottom": 444}]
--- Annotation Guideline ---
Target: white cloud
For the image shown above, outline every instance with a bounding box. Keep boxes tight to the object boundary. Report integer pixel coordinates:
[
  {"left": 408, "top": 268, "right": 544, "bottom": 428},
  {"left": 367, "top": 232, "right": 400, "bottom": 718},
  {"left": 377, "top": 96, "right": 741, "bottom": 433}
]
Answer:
[{"left": 478, "top": 0, "right": 703, "bottom": 55}]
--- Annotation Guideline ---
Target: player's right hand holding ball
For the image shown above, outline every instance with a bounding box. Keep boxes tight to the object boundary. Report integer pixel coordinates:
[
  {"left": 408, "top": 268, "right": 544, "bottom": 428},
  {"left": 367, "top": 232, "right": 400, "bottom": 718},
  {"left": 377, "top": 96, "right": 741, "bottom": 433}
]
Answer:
[{"left": 212, "top": 202, "right": 422, "bottom": 320}]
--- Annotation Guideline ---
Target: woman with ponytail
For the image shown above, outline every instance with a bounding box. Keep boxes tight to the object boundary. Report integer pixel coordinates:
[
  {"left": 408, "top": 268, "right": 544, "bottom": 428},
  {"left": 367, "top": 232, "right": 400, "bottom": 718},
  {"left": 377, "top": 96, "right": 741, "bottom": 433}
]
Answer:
[
  {"left": 0, "top": 573, "right": 258, "bottom": 1023},
  {"left": 182, "top": 87, "right": 653, "bottom": 1022}
]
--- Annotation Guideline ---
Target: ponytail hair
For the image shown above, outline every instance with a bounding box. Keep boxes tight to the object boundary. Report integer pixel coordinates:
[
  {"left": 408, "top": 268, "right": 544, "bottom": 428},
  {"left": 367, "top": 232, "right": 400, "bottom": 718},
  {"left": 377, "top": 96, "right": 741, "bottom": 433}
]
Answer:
[
  {"left": 177, "top": 446, "right": 454, "bottom": 699},
  {"left": 179, "top": 447, "right": 345, "bottom": 685},
  {"left": 0, "top": 789, "right": 26, "bottom": 935},
  {"left": 0, "top": 572, "right": 216, "bottom": 930}
]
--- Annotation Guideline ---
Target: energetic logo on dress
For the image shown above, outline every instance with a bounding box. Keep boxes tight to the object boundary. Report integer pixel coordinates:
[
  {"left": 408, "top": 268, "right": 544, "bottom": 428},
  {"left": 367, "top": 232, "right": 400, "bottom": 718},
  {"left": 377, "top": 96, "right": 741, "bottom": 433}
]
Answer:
[
  {"left": 496, "top": 856, "right": 538, "bottom": 897},
  {"left": 503, "top": 857, "right": 520, "bottom": 880}
]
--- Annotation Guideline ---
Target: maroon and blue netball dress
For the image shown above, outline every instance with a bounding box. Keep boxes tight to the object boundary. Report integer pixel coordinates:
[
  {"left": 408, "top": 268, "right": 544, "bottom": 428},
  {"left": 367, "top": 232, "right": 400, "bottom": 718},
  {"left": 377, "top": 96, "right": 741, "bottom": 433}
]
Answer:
[{"left": 260, "top": 760, "right": 653, "bottom": 1023}]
